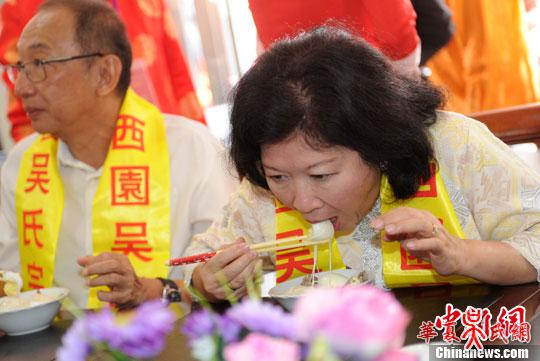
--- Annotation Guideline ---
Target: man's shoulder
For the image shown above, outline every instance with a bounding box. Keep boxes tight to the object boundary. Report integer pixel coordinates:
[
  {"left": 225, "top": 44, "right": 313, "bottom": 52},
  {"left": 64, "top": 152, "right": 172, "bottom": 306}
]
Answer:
[
  {"left": 4, "top": 133, "right": 39, "bottom": 166},
  {"left": 1, "top": 133, "right": 39, "bottom": 191},
  {"left": 163, "top": 114, "right": 223, "bottom": 153},
  {"left": 163, "top": 114, "right": 217, "bottom": 141}
]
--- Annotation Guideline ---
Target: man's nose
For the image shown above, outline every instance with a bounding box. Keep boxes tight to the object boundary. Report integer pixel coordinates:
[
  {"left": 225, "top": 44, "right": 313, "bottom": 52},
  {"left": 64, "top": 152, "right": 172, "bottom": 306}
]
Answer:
[
  {"left": 291, "top": 183, "right": 323, "bottom": 215},
  {"left": 14, "top": 71, "right": 36, "bottom": 98}
]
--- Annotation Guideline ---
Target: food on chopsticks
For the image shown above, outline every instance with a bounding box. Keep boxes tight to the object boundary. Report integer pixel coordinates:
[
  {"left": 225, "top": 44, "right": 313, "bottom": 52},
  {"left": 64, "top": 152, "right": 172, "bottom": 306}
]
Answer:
[
  {"left": 308, "top": 220, "right": 335, "bottom": 242},
  {"left": 0, "top": 270, "right": 23, "bottom": 297},
  {"left": 167, "top": 220, "right": 335, "bottom": 266}
]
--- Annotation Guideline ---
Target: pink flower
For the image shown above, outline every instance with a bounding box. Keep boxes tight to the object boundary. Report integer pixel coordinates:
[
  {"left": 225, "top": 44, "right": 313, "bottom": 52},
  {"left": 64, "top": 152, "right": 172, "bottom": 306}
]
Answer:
[
  {"left": 223, "top": 333, "right": 301, "bottom": 361},
  {"left": 294, "top": 285, "right": 410, "bottom": 359},
  {"left": 374, "top": 350, "right": 419, "bottom": 361}
]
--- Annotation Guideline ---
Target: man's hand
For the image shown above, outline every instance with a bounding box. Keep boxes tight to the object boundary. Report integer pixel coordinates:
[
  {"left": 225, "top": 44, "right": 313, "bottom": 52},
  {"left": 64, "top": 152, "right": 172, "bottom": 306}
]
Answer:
[
  {"left": 77, "top": 252, "right": 146, "bottom": 307},
  {"left": 191, "top": 239, "right": 258, "bottom": 302}
]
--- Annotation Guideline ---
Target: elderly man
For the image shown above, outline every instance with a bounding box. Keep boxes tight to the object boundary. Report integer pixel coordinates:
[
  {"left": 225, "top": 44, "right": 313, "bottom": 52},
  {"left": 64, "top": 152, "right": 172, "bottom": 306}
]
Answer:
[{"left": 0, "top": 0, "right": 236, "bottom": 309}]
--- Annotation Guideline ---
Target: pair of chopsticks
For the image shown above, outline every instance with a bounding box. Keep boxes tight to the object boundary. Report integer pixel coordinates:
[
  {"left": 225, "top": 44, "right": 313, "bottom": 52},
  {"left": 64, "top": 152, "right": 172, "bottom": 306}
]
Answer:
[{"left": 166, "top": 234, "right": 329, "bottom": 267}]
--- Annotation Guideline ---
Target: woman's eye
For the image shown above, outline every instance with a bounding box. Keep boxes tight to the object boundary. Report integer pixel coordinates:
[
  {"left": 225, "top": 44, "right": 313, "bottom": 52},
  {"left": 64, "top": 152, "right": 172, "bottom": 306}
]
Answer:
[
  {"left": 267, "top": 175, "right": 287, "bottom": 182},
  {"left": 311, "top": 174, "right": 333, "bottom": 181}
]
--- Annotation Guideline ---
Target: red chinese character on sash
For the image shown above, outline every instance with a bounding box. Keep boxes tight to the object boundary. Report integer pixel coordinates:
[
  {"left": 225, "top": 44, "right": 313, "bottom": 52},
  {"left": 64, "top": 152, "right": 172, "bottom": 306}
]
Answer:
[
  {"left": 24, "top": 153, "right": 50, "bottom": 194},
  {"left": 112, "top": 115, "right": 145, "bottom": 151},
  {"left": 276, "top": 249, "right": 316, "bottom": 283},
  {"left": 400, "top": 245, "right": 433, "bottom": 270},
  {"left": 415, "top": 163, "right": 437, "bottom": 197},
  {"left": 111, "top": 222, "right": 152, "bottom": 262},
  {"left": 111, "top": 166, "right": 149, "bottom": 205},
  {"left": 23, "top": 209, "right": 44, "bottom": 248},
  {"left": 435, "top": 303, "right": 462, "bottom": 344},
  {"left": 27, "top": 262, "right": 44, "bottom": 289},
  {"left": 460, "top": 306, "right": 490, "bottom": 350},
  {"left": 400, "top": 218, "right": 443, "bottom": 270},
  {"left": 417, "top": 321, "right": 438, "bottom": 343}
]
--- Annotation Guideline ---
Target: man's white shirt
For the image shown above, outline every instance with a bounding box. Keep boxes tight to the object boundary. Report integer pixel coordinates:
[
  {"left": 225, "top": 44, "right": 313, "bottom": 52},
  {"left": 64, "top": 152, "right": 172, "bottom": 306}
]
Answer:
[{"left": 0, "top": 115, "right": 237, "bottom": 307}]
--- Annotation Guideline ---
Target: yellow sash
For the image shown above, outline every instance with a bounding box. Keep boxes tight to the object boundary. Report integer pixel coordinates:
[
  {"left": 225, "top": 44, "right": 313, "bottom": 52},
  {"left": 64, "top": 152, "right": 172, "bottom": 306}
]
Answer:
[
  {"left": 15, "top": 136, "right": 63, "bottom": 291},
  {"left": 15, "top": 88, "right": 171, "bottom": 308},
  {"left": 381, "top": 164, "right": 479, "bottom": 287},
  {"left": 274, "top": 200, "right": 345, "bottom": 283}
]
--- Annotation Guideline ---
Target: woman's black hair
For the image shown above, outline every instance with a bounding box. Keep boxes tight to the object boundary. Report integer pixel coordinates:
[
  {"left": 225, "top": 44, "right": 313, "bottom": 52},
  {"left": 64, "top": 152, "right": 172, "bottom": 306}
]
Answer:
[{"left": 229, "top": 26, "right": 444, "bottom": 199}]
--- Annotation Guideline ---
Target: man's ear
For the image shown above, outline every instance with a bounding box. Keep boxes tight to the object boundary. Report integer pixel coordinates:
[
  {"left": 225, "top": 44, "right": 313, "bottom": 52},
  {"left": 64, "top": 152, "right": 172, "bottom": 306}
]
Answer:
[{"left": 94, "top": 54, "right": 122, "bottom": 96}]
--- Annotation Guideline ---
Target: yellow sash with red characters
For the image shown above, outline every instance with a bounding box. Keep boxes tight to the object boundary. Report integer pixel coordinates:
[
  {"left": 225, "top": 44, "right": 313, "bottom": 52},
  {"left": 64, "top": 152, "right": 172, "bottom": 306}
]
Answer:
[
  {"left": 274, "top": 200, "right": 345, "bottom": 283},
  {"left": 381, "top": 164, "right": 479, "bottom": 287},
  {"left": 15, "top": 88, "right": 170, "bottom": 309}
]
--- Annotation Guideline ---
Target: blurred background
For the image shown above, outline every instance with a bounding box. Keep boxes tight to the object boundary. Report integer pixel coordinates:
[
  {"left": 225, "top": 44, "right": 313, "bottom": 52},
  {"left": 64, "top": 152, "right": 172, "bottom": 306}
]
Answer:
[{"left": 0, "top": 0, "right": 539, "bottom": 152}]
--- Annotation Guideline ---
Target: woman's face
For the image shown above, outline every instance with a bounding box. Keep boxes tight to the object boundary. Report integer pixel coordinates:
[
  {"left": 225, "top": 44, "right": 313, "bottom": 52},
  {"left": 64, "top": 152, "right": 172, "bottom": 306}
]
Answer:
[{"left": 261, "top": 132, "right": 381, "bottom": 233}]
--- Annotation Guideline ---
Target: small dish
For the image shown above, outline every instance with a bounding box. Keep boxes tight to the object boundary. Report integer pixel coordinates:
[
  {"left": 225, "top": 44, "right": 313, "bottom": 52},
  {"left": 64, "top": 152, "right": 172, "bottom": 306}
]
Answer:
[
  {"left": 268, "top": 269, "right": 367, "bottom": 310},
  {"left": 0, "top": 287, "right": 69, "bottom": 336}
]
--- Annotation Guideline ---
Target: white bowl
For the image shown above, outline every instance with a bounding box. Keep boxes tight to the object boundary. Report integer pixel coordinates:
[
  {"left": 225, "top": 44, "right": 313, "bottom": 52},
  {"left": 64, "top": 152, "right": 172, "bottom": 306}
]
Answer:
[
  {"left": 269, "top": 269, "right": 366, "bottom": 310},
  {"left": 0, "top": 287, "right": 69, "bottom": 336}
]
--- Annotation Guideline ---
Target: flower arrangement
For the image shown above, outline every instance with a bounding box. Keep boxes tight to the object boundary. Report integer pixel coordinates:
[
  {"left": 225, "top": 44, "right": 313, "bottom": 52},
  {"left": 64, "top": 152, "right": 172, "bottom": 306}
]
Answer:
[
  {"left": 56, "top": 285, "right": 417, "bottom": 361},
  {"left": 56, "top": 300, "right": 176, "bottom": 361},
  {"left": 182, "top": 285, "right": 417, "bottom": 361}
]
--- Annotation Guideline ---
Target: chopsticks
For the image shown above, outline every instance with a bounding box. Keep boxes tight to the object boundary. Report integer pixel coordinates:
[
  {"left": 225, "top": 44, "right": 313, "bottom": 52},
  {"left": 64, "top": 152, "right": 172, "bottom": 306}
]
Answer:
[{"left": 166, "top": 234, "right": 330, "bottom": 267}]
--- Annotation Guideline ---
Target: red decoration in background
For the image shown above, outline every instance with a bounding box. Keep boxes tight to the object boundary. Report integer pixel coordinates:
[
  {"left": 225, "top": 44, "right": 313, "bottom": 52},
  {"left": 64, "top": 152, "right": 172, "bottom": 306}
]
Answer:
[
  {"left": 248, "top": 0, "right": 419, "bottom": 60},
  {"left": 0, "top": 0, "right": 205, "bottom": 142}
]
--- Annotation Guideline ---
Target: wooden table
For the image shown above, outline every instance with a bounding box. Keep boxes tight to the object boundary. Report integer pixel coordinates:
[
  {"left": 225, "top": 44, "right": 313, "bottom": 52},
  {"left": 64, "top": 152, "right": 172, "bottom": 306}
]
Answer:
[{"left": 2, "top": 283, "right": 540, "bottom": 361}]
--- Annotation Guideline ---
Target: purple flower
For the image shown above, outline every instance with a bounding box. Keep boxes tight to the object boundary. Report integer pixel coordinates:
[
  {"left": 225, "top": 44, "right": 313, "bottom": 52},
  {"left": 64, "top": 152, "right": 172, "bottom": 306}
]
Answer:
[
  {"left": 58, "top": 300, "right": 175, "bottom": 360},
  {"left": 294, "top": 285, "right": 410, "bottom": 359},
  {"left": 112, "top": 300, "right": 176, "bottom": 358},
  {"left": 217, "top": 315, "right": 242, "bottom": 343},
  {"left": 182, "top": 309, "right": 218, "bottom": 343},
  {"left": 226, "top": 299, "right": 297, "bottom": 339},
  {"left": 223, "top": 333, "right": 301, "bottom": 361},
  {"left": 56, "top": 318, "right": 92, "bottom": 361},
  {"left": 85, "top": 308, "right": 119, "bottom": 344}
]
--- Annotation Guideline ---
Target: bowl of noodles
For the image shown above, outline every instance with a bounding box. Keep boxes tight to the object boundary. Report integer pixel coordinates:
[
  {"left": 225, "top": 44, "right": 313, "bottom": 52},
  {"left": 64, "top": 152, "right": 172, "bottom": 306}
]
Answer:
[
  {"left": 268, "top": 268, "right": 367, "bottom": 310},
  {"left": 0, "top": 287, "right": 69, "bottom": 336}
]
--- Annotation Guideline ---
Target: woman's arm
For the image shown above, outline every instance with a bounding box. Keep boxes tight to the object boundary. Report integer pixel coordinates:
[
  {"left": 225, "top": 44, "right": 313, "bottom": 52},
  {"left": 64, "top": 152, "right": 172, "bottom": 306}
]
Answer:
[
  {"left": 183, "top": 179, "right": 275, "bottom": 301},
  {"left": 373, "top": 114, "right": 540, "bottom": 285},
  {"left": 372, "top": 207, "right": 537, "bottom": 284}
]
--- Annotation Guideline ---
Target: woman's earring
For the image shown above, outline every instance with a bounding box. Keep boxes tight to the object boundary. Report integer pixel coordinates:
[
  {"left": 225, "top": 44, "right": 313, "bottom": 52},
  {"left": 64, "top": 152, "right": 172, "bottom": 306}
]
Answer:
[{"left": 379, "top": 161, "right": 388, "bottom": 172}]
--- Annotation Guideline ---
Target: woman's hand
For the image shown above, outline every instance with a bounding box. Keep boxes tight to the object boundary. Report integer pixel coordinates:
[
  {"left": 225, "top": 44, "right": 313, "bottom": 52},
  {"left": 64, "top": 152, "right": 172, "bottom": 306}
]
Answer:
[
  {"left": 371, "top": 206, "right": 468, "bottom": 276},
  {"left": 191, "top": 239, "right": 259, "bottom": 302},
  {"left": 77, "top": 252, "right": 147, "bottom": 307}
]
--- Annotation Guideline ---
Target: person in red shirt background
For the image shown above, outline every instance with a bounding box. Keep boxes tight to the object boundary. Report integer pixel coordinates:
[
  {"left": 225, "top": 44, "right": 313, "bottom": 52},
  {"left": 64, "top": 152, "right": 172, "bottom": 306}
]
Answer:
[
  {"left": 248, "top": 0, "right": 421, "bottom": 78},
  {"left": 0, "top": 0, "right": 205, "bottom": 142}
]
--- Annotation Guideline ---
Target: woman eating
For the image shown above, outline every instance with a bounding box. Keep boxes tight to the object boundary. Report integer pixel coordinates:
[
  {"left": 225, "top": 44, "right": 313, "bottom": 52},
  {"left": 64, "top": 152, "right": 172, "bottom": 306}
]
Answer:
[{"left": 184, "top": 27, "right": 540, "bottom": 302}]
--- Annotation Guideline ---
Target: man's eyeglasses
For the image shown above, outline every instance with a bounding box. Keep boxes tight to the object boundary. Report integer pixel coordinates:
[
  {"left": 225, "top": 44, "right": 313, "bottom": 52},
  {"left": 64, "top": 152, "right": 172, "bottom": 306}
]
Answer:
[{"left": 5, "top": 53, "right": 103, "bottom": 84}]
